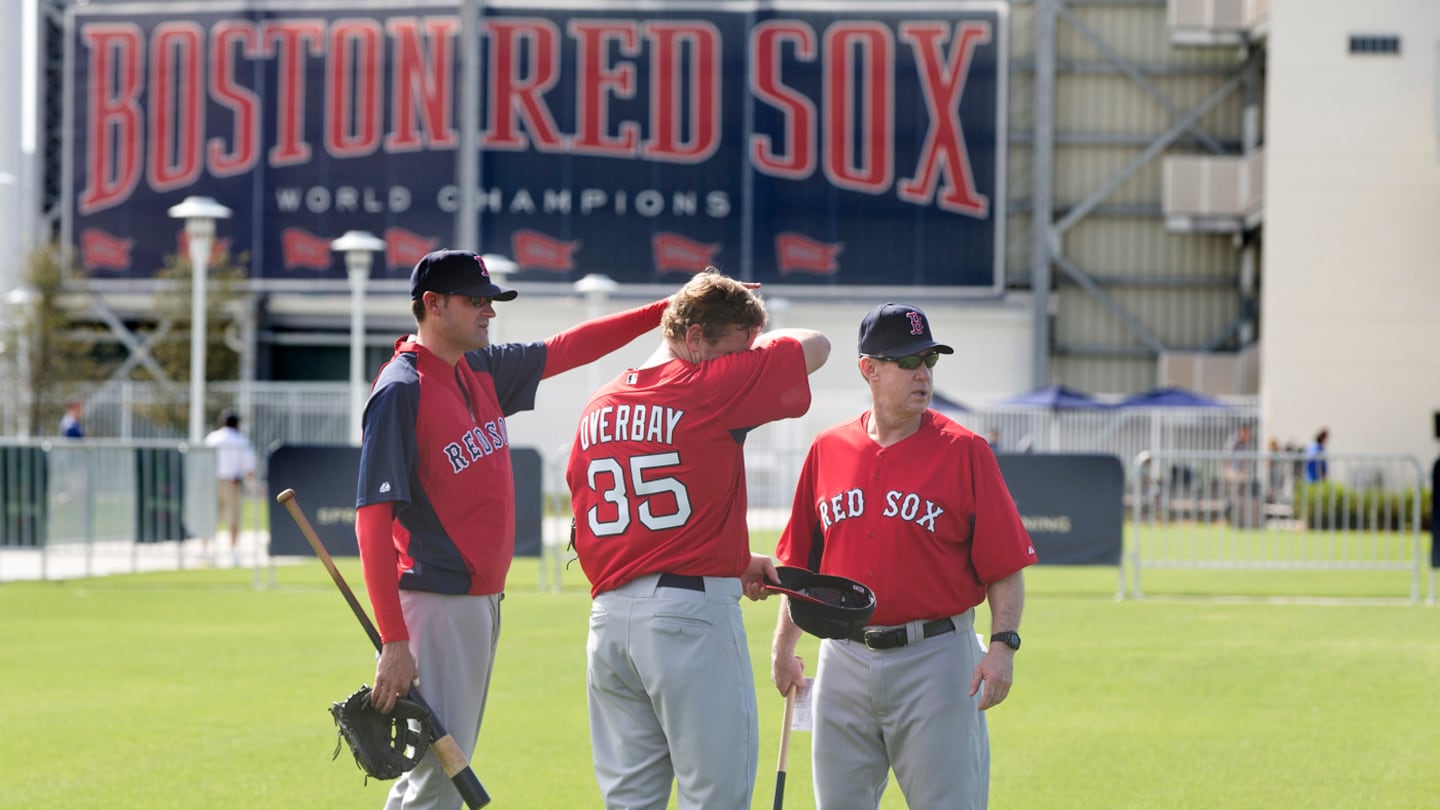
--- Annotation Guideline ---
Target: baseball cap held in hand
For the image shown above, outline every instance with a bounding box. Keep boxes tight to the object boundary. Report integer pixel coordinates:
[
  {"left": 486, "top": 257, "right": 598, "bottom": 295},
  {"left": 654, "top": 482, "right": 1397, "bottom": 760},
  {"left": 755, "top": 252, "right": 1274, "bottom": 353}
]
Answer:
[
  {"left": 858, "top": 302, "right": 954, "bottom": 357},
  {"left": 410, "top": 249, "right": 518, "bottom": 301}
]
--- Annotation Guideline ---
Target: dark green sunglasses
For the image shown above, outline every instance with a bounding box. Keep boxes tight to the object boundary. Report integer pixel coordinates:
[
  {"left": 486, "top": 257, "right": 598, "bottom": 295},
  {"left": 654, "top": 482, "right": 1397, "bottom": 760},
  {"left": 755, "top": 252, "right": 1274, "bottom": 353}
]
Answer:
[
  {"left": 866, "top": 352, "right": 940, "bottom": 371},
  {"left": 443, "top": 292, "right": 494, "bottom": 308}
]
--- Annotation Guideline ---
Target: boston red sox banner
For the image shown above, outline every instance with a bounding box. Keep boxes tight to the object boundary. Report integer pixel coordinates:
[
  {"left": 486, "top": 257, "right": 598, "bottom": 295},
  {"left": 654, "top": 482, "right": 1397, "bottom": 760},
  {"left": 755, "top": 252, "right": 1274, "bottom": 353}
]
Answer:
[{"left": 65, "top": 0, "right": 1007, "bottom": 291}]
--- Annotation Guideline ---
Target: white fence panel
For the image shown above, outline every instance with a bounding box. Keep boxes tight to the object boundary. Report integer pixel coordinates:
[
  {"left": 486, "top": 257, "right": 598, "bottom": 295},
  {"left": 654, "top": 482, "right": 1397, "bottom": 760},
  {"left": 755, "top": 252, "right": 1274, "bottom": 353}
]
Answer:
[
  {"left": 1127, "top": 450, "right": 1427, "bottom": 602},
  {"left": 0, "top": 439, "right": 270, "bottom": 581}
]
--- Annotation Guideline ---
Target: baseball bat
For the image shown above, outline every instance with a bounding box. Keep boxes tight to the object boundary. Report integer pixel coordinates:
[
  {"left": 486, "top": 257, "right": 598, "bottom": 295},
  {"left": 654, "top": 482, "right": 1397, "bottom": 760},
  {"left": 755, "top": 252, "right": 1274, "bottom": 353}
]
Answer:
[
  {"left": 276, "top": 488, "right": 491, "bottom": 809},
  {"left": 773, "top": 683, "right": 798, "bottom": 810}
]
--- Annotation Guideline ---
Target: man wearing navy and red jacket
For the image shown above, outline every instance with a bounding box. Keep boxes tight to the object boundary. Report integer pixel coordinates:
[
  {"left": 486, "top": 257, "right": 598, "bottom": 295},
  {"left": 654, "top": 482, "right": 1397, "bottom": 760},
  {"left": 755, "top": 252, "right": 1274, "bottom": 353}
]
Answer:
[{"left": 355, "top": 249, "right": 667, "bottom": 809}]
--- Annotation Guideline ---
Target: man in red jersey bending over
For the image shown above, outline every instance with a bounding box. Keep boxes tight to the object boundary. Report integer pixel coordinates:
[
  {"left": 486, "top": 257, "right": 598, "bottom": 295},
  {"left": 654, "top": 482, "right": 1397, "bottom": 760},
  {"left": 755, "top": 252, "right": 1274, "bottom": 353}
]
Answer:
[{"left": 568, "top": 270, "right": 830, "bottom": 810}]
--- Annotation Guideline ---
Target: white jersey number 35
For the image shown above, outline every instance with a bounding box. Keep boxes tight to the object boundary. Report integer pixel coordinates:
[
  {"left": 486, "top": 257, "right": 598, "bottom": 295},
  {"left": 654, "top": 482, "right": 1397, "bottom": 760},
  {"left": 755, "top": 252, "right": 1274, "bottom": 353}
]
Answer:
[{"left": 584, "top": 452, "right": 693, "bottom": 536}]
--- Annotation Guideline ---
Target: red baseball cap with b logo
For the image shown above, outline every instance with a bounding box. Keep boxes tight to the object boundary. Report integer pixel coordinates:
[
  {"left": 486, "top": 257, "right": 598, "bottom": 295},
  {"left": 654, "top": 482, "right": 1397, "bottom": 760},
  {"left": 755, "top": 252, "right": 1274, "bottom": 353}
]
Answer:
[{"left": 857, "top": 302, "right": 954, "bottom": 357}]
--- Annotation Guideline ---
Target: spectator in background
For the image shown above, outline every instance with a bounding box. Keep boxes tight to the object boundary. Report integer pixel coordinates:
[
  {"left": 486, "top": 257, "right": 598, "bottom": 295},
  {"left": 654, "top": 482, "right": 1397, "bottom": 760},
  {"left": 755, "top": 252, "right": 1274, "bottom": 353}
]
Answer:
[
  {"left": 1222, "top": 423, "right": 1259, "bottom": 527},
  {"left": 1264, "top": 436, "right": 1290, "bottom": 504},
  {"left": 54, "top": 400, "right": 88, "bottom": 507},
  {"left": 1304, "top": 428, "right": 1329, "bottom": 483},
  {"left": 1222, "top": 423, "right": 1256, "bottom": 487},
  {"left": 986, "top": 425, "right": 1003, "bottom": 451},
  {"left": 204, "top": 410, "right": 257, "bottom": 567},
  {"left": 59, "top": 400, "right": 85, "bottom": 438}
]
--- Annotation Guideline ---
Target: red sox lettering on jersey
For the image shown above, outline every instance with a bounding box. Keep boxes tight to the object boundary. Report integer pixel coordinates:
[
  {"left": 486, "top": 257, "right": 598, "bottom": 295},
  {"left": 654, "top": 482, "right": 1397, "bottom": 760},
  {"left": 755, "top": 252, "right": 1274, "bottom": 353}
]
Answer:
[
  {"left": 443, "top": 419, "right": 509, "bottom": 473},
  {"left": 819, "top": 488, "right": 945, "bottom": 532}
]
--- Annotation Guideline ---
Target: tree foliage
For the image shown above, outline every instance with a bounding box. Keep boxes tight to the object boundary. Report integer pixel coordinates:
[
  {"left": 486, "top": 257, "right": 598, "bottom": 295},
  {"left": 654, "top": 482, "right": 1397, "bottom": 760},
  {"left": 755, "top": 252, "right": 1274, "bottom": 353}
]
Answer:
[
  {"left": 8, "top": 243, "right": 248, "bottom": 437},
  {"left": 135, "top": 246, "right": 248, "bottom": 433},
  {"left": 11, "top": 245, "right": 105, "bottom": 434}
]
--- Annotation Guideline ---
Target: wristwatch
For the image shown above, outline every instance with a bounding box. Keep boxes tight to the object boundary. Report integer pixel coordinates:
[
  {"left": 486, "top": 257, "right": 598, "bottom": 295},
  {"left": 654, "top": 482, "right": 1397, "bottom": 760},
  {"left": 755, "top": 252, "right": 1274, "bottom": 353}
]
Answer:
[{"left": 990, "top": 631, "right": 1021, "bottom": 651}]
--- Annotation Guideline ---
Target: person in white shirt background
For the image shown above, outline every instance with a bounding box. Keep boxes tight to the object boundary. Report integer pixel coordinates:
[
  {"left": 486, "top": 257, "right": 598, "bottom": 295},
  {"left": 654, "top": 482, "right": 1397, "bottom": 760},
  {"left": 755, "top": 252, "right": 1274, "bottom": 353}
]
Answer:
[{"left": 204, "top": 410, "right": 257, "bottom": 566}]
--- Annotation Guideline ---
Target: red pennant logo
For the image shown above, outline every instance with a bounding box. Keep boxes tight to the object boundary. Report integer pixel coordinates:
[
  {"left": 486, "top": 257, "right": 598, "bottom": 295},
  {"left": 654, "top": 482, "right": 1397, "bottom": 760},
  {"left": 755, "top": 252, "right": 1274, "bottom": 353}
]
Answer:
[
  {"left": 513, "top": 229, "right": 580, "bottom": 272},
  {"left": 385, "top": 228, "right": 439, "bottom": 270},
  {"left": 280, "top": 228, "right": 333, "bottom": 271},
  {"left": 81, "top": 228, "right": 133, "bottom": 271},
  {"left": 776, "top": 232, "right": 843, "bottom": 276},
  {"left": 652, "top": 232, "right": 721, "bottom": 274}
]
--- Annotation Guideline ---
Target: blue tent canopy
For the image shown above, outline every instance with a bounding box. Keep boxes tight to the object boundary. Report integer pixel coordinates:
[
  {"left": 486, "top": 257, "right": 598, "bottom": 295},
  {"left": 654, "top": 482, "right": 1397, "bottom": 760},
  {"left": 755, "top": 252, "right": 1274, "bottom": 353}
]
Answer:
[
  {"left": 996, "top": 384, "right": 1110, "bottom": 410},
  {"left": 1117, "top": 386, "right": 1228, "bottom": 409}
]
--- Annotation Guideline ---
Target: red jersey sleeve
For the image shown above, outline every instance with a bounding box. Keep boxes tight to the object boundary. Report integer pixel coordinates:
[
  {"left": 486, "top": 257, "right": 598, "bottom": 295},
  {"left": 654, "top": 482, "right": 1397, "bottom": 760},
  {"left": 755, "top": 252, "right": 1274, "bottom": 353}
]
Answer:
[
  {"left": 541, "top": 299, "right": 667, "bottom": 379},
  {"left": 356, "top": 502, "right": 408, "bottom": 643},
  {"left": 714, "top": 336, "right": 812, "bottom": 428},
  {"left": 775, "top": 441, "right": 823, "bottom": 569},
  {"left": 968, "top": 439, "right": 1039, "bottom": 582}
]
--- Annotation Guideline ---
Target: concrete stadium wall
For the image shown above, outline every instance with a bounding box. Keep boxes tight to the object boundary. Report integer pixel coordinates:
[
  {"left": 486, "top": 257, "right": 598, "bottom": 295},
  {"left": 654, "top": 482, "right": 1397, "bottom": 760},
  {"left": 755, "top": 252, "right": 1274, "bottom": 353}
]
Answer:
[{"left": 1261, "top": 0, "right": 1440, "bottom": 461}]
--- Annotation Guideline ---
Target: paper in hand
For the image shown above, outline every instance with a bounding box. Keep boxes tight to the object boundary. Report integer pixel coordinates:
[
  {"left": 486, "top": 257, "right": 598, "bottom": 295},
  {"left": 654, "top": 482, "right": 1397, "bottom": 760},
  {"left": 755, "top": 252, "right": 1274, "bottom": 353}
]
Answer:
[{"left": 791, "top": 677, "right": 815, "bottom": 732}]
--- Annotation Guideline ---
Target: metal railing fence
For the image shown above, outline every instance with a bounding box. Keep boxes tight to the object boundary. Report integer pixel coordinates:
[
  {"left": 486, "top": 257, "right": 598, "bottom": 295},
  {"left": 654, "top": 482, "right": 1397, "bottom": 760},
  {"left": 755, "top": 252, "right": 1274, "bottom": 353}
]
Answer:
[
  {"left": 0, "top": 439, "right": 269, "bottom": 581},
  {"left": 1127, "top": 450, "right": 1429, "bottom": 602},
  {"left": 31, "top": 382, "right": 352, "bottom": 480},
  {"left": 974, "top": 405, "right": 1258, "bottom": 462},
  {"left": 32, "top": 382, "right": 1263, "bottom": 504}
]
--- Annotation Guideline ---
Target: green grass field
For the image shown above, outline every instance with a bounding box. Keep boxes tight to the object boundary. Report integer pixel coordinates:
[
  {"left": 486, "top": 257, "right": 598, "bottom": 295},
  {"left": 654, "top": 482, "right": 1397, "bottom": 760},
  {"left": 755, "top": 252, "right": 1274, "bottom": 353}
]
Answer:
[{"left": 2, "top": 548, "right": 1437, "bottom": 809}]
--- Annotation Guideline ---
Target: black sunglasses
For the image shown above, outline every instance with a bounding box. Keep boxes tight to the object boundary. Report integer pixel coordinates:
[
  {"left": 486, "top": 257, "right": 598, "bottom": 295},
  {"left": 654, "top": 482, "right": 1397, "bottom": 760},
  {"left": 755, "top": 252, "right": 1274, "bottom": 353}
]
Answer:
[
  {"left": 442, "top": 292, "right": 494, "bottom": 308},
  {"left": 866, "top": 352, "right": 940, "bottom": 371}
]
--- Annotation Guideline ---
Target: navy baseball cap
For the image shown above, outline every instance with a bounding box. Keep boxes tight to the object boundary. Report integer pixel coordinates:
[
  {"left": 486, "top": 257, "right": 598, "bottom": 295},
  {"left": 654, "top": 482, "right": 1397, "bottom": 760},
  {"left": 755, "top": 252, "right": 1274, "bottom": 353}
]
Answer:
[
  {"left": 410, "top": 249, "right": 518, "bottom": 301},
  {"left": 858, "top": 302, "right": 954, "bottom": 357}
]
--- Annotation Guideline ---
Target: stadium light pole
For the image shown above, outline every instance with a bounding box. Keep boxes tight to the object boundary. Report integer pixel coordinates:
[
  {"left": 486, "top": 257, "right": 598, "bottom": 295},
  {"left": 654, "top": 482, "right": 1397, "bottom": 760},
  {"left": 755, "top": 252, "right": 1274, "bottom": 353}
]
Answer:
[
  {"left": 573, "top": 273, "right": 618, "bottom": 311},
  {"left": 331, "top": 230, "right": 387, "bottom": 444},
  {"left": 5, "top": 283, "right": 37, "bottom": 437},
  {"left": 573, "top": 273, "right": 618, "bottom": 394},
  {"left": 167, "top": 196, "right": 232, "bottom": 446}
]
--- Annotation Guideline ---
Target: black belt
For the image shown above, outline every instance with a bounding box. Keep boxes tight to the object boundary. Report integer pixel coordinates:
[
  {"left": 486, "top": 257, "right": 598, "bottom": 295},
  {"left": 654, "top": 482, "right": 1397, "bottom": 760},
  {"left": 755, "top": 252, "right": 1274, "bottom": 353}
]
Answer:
[
  {"left": 850, "top": 617, "right": 955, "bottom": 650},
  {"left": 657, "top": 573, "right": 705, "bottom": 592}
]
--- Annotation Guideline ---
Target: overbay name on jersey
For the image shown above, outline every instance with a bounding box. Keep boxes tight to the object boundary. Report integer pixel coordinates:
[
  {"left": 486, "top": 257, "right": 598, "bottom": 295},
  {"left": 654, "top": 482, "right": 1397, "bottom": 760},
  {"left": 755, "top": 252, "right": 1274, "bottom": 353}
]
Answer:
[{"left": 577, "top": 404, "right": 684, "bottom": 450}]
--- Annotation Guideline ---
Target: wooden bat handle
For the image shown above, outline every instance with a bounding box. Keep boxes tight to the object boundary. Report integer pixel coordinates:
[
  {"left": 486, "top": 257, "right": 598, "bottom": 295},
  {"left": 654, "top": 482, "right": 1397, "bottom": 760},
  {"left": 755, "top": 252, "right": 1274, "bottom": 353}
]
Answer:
[
  {"left": 431, "top": 734, "right": 471, "bottom": 778},
  {"left": 777, "top": 683, "right": 798, "bottom": 772},
  {"left": 400, "top": 689, "right": 492, "bottom": 808}
]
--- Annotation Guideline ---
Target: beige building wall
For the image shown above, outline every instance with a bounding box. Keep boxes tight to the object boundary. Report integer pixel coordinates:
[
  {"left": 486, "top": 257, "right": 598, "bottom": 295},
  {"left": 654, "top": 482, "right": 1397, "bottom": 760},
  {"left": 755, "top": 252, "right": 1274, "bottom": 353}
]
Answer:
[{"left": 1261, "top": 0, "right": 1440, "bottom": 461}]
